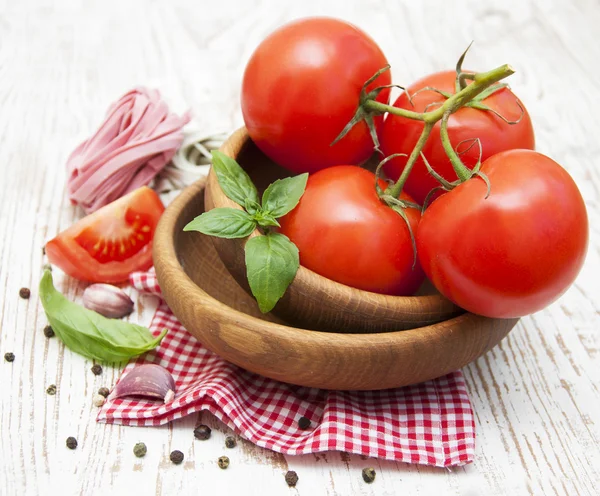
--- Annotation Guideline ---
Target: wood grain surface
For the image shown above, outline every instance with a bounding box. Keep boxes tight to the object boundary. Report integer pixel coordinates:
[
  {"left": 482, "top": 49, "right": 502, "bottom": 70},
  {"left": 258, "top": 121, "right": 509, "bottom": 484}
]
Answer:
[{"left": 1, "top": 0, "right": 599, "bottom": 495}]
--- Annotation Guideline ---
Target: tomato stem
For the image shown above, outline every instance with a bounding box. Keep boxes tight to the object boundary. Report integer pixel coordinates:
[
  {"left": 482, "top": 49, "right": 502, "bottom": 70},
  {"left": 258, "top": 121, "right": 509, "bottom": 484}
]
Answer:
[
  {"left": 363, "top": 100, "right": 425, "bottom": 121},
  {"left": 385, "top": 122, "right": 434, "bottom": 198},
  {"left": 366, "top": 64, "right": 515, "bottom": 125},
  {"left": 439, "top": 111, "right": 472, "bottom": 182},
  {"left": 440, "top": 64, "right": 515, "bottom": 116},
  {"left": 377, "top": 64, "right": 515, "bottom": 199}
]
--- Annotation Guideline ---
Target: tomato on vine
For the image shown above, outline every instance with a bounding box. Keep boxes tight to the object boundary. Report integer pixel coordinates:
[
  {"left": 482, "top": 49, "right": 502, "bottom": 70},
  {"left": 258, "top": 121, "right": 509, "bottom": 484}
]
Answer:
[
  {"left": 275, "top": 56, "right": 519, "bottom": 298},
  {"left": 380, "top": 69, "right": 535, "bottom": 205},
  {"left": 241, "top": 17, "right": 391, "bottom": 174},
  {"left": 417, "top": 150, "right": 588, "bottom": 318}
]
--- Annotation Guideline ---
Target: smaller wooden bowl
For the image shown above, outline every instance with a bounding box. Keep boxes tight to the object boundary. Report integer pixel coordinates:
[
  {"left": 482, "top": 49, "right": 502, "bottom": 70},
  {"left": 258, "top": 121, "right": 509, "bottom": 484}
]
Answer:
[
  {"left": 153, "top": 178, "right": 518, "bottom": 390},
  {"left": 204, "top": 127, "right": 462, "bottom": 333}
]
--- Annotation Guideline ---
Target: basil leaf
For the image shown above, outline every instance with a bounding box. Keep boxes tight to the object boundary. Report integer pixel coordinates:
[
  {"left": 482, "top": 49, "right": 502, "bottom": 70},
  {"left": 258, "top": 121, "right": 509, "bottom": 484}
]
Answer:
[
  {"left": 253, "top": 212, "right": 281, "bottom": 228},
  {"left": 184, "top": 208, "right": 257, "bottom": 239},
  {"left": 261, "top": 173, "right": 309, "bottom": 218},
  {"left": 38, "top": 271, "right": 167, "bottom": 363},
  {"left": 212, "top": 150, "right": 259, "bottom": 207},
  {"left": 245, "top": 232, "right": 299, "bottom": 313},
  {"left": 244, "top": 198, "right": 262, "bottom": 216}
]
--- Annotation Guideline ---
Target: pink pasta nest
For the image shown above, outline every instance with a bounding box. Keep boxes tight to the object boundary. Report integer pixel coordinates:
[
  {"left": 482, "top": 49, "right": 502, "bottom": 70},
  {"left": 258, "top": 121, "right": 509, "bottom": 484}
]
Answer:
[{"left": 66, "top": 87, "right": 191, "bottom": 213}]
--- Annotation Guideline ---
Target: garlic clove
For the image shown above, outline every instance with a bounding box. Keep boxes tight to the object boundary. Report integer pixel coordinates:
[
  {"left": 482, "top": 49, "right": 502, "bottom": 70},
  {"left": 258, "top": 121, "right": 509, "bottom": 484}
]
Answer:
[
  {"left": 112, "top": 364, "right": 175, "bottom": 403},
  {"left": 83, "top": 283, "right": 134, "bottom": 319}
]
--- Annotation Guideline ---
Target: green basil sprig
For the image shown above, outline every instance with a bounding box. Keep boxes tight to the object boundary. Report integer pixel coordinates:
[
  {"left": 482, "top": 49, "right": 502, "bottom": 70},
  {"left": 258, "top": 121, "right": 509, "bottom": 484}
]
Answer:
[
  {"left": 39, "top": 270, "right": 167, "bottom": 362},
  {"left": 184, "top": 151, "right": 308, "bottom": 313}
]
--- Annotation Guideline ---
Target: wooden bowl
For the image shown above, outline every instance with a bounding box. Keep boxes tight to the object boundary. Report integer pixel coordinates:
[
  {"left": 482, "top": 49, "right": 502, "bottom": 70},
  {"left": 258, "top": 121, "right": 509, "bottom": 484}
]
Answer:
[
  {"left": 204, "top": 127, "right": 463, "bottom": 333},
  {"left": 153, "top": 177, "right": 518, "bottom": 390}
]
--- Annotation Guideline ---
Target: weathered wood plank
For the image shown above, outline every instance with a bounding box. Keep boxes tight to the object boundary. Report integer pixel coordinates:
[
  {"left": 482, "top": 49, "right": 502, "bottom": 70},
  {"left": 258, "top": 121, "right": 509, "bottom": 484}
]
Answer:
[{"left": 0, "top": 0, "right": 598, "bottom": 495}]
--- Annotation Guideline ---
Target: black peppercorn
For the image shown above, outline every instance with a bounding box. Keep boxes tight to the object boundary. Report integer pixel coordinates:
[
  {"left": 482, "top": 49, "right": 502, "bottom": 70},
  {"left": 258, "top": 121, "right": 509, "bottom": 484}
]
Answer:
[
  {"left": 97, "top": 387, "right": 110, "bottom": 398},
  {"left": 362, "top": 467, "right": 376, "bottom": 483},
  {"left": 91, "top": 364, "right": 103, "bottom": 376},
  {"left": 133, "top": 442, "right": 147, "bottom": 458},
  {"left": 217, "top": 456, "right": 230, "bottom": 469},
  {"left": 170, "top": 450, "right": 184, "bottom": 464},
  {"left": 19, "top": 287, "right": 31, "bottom": 299},
  {"left": 4, "top": 352, "right": 15, "bottom": 363},
  {"left": 66, "top": 437, "right": 78, "bottom": 450},
  {"left": 193, "top": 424, "right": 211, "bottom": 440},
  {"left": 46, "top": 384, "right": 57, "bottom": 395},
  {"left": 43, "top": 325, "right": 55, "bottom": 338},
  {"left": 225, "top": 436, "right": 236, "bottom": 449},
  {"left": 285, "top": 470, "right": 299, "bottom": 487},
  {"left": 298, "top": 416, "right": 311, "bottom": 430}
]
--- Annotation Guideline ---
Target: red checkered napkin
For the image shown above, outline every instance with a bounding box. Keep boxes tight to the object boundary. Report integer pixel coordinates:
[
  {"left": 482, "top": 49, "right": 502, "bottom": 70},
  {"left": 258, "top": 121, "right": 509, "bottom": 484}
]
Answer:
[{"left": 97, "top": 269, "right": 475, "bottom": 467}]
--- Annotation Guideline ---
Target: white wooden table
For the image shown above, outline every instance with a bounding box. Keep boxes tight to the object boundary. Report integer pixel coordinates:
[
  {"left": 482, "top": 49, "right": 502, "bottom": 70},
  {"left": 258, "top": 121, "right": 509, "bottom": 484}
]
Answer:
[{"left": 1, "top": 0, "right": 599, "bottom": 494}]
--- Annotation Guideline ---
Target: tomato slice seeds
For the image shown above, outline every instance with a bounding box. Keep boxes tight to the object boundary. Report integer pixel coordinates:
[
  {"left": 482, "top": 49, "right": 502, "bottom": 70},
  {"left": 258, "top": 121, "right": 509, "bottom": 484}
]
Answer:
[{"left": 46, "top": 187, "right": 164, "bottom": 283}]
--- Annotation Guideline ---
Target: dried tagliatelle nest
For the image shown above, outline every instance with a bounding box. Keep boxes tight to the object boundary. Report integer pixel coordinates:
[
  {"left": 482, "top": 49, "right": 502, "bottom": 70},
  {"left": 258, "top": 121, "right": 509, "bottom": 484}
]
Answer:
[{"left": 66, "top": 87, "right": 191, "bottom": 213}]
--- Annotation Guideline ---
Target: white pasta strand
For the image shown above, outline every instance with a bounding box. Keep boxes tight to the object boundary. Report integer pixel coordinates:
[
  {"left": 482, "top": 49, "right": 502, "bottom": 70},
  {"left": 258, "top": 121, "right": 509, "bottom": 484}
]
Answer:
[{"left": 154, "top": 129, "right": 227, "bottom": 192}]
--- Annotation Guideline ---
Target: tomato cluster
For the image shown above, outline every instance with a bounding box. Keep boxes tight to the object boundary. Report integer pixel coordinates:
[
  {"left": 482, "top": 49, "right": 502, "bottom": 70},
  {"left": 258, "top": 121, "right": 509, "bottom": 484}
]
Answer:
[{"left": 242, "top": 17, "right": 588, "bottom": 319}]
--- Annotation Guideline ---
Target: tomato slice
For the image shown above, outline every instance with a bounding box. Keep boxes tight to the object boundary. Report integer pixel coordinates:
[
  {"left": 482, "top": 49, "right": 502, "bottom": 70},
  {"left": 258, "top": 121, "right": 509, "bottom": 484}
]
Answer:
[{"left": 46, "top": 187, "right": 164, "bottom": 283}]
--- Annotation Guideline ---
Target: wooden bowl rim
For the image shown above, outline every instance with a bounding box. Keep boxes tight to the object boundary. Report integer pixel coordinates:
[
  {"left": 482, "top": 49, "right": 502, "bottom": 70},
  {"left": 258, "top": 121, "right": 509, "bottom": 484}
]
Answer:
[
  {"left": 155, "top": 177, "right": 495, "bottom": 346},
  {"left": 209, "top": 126, "right": 456, "bottom": 309}
]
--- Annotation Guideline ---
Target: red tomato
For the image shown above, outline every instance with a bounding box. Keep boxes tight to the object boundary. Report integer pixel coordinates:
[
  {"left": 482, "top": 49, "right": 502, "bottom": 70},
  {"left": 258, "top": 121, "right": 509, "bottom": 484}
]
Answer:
[
  {"left": 46, "top": 187, "right": 164, "bottom": 283},
  {"left": 417, "top": 150, "right": 588, "bottom": 318},
  {"left": 279, "top": 166, "right": 424, "bottom": 295},
  {"left": 241, "top": 17, "right": 390, "bottom": 174},
  {"left": 381, "top": 70, "right": 535, "bottom": 205}
]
